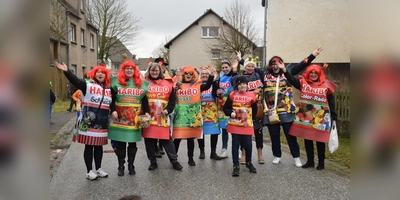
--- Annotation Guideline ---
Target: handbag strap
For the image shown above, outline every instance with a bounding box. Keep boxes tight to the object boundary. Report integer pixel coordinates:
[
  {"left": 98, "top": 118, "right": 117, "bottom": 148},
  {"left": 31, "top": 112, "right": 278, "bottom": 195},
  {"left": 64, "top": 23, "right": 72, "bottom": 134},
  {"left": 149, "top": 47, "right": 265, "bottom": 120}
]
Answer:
[
  {"left": 94, "top": 87, "right": 106, "bottom": 116},
  {"left": 272, "top": 75, "right": 280, "bottom": 109}
]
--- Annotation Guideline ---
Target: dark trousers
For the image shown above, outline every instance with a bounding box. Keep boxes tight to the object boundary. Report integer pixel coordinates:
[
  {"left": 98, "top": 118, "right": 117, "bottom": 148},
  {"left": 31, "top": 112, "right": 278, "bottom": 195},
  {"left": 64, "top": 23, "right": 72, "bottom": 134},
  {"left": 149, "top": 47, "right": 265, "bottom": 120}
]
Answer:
[
  {"left": 174, "top": 138, "right": 194, "bottom": 159},
  {"left": 221, "top": 128, "right": 229, "bottom": 149},
  {"left": 145, "top": 138, "right": 178, "bottom": 164},
  {"left": 304, "top": 139, "right": 325, "bottom": 164},
  {"left": 268, "top": 122, "right": 300, "bottom": 158},
  {"left": 197, "top": 134, "right": 219, "bottom": 153},
  {"left": 83, "top": 145, "right": 103, "bottom": 173},
  {"left": 231, "top": 134, "right": 252, "bottom": 166},
  {"left": 254, "top": 127, "right": 264, "bottom": 149}
]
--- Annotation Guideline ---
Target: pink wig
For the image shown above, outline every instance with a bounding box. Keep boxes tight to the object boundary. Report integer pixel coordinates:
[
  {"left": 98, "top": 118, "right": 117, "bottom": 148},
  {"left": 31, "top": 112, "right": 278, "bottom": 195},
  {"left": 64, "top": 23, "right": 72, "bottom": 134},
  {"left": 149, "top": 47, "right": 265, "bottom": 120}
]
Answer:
[{"left": 117, "top": 60, "right": 142, "bottom": 88}]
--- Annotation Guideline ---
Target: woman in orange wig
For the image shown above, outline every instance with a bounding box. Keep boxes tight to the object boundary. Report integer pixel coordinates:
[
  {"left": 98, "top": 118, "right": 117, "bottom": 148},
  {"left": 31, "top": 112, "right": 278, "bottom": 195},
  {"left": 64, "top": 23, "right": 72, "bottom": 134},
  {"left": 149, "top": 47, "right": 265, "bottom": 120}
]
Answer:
[
  {"left": 172, "top": 65, "right": 217, "bottom": 166},
  {"left": 55, "top": 61, "right": 111, "bottom": 180}
]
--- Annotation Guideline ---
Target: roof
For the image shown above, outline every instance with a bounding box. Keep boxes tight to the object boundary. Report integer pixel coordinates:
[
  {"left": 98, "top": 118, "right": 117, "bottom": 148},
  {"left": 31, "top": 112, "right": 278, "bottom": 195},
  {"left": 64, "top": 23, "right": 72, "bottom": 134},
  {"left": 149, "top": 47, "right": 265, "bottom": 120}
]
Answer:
[
  {"left": 59, "top": 0, "right": 81, "bottom": 20},
  {"left": 164, "top": 9, "right": 257, "bottom": 49},
  {"left": 138, "top": 58, "right": 152, "bottom": 71},
  {"left": 108, "top": 38, "right": 132, "bottom": 63}
]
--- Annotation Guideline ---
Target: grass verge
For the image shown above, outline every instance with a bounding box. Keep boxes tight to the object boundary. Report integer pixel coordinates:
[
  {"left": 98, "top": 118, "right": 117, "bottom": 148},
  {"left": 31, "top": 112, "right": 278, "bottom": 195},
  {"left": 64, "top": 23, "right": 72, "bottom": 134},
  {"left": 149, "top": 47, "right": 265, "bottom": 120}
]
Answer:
[{"left": 52, "top": 100, "right": 70, "bottom": 113}]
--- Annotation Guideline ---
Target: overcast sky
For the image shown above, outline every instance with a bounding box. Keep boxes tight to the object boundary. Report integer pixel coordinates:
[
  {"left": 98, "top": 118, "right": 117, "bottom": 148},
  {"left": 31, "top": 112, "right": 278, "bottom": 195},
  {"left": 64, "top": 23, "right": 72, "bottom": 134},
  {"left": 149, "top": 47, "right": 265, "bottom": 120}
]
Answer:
[{"left": 126, "top": 0, "right": 265, "bottom": 58}]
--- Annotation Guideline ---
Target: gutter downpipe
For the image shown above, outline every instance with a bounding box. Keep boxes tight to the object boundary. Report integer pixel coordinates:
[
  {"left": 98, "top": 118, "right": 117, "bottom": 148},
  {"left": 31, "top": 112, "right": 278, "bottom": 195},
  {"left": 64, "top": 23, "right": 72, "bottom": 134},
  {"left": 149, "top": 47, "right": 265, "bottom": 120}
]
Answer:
[{"left": 262, "top": 1, "right": 268, "bottom": 68}]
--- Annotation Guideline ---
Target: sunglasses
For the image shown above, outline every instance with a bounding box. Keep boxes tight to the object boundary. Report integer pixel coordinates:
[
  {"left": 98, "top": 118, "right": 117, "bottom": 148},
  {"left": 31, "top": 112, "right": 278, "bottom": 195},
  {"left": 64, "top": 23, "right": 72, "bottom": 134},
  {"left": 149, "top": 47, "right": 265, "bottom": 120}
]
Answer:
[{"left": 184, "top": 72, "right": 193, "bottom": 75}]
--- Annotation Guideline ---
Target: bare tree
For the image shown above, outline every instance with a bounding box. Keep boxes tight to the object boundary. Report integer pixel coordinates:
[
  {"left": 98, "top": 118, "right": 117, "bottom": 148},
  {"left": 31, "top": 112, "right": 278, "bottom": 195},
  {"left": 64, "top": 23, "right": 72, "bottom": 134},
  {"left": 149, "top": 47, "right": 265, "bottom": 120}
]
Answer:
[
  {"left": 86, "top": 0, "right": 142, "bottom": 62},
  {"left": 204, "top": 0, "right": 261, "bottom": 71},
  {"left": 151, "top": 36, "right": 172, "bottom": 62},
  {"left": 50, "top": 0, "right": 67, "bottom": 58}
]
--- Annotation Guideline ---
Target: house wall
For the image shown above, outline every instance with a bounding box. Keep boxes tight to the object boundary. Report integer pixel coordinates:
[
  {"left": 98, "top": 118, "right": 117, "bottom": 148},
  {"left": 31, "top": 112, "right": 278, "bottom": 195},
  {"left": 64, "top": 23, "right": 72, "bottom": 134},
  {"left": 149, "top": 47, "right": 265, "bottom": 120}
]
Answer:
[
  {"left": 169, "top": 14, "right": 224, "bottom": 70},
  {"left": 66, "top": 0, "right": 97, "bottom": 79},
  {"left": 266, "top": 0, "right": 349, "bottom": 63}
]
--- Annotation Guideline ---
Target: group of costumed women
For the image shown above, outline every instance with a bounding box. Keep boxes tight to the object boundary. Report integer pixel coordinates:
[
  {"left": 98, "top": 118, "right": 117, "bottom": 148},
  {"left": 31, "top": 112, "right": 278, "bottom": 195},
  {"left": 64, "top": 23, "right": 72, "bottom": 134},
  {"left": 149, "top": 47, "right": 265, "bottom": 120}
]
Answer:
[{"left": 54, "top": 46, "right": 338, "bottom": 178}]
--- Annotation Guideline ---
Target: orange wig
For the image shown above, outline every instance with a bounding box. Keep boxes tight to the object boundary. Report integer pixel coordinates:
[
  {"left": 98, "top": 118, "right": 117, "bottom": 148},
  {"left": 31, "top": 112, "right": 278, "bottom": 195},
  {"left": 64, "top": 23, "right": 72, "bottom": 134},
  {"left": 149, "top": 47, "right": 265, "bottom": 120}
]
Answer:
[
  {"left": 117, "top": 60, "right": 142, "bottom": 88},
  {"left": 303, "top": 64, "right": 326, "bottom": 84},
  {"left": 86, "top": 66, "right": 111, "bottom": 87},
  {"left": 181, "top": 66, "right": 199, "bottom": 82}
]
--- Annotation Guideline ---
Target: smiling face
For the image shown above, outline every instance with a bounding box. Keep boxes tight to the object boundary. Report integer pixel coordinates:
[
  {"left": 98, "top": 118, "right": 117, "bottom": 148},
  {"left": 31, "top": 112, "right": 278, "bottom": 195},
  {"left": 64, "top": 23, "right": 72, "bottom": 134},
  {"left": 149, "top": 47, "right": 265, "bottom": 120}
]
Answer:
[
  {"left": 95, "top": 70, "right": 105, "bottom": 83},
  {"left": 309, "top": 70, "right": 319, "bottom": 81},
  {"left": 149, "top": 66, "right": 160, "bottom": 79},
  {"left": 201, "top": 70, "right": 209, "bottom": 81},
  {"left": 237, "top": 82, "right": 248, "bottom": 93},
  {"left": 124, "top": 66, "right": 135, "bottom": 79},
  {"left": 183, "top": 71, "right": 194, "bottom": 82},
  {"left": 245, "top": 63, "right": 255, "bottom": 74},
  {"left": 221, "top": 63, "right": 231, "bottom": 75},
  {"left": 271, "top": 63, "right": 280, "bottom": 73},
  {"left": 175, "top": 69, "right": 181, "bottom": 76}
]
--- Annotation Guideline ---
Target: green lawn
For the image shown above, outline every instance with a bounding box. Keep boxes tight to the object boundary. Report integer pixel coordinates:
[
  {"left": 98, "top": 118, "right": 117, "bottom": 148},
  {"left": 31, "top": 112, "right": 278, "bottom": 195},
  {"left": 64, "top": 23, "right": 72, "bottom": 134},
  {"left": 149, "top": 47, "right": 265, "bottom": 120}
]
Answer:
[
  {"left": 265, "top": 133, "right": 350, "bottom": 168},
  {"left": 52, "top": 100, "right": 71, "bottom": 113}
]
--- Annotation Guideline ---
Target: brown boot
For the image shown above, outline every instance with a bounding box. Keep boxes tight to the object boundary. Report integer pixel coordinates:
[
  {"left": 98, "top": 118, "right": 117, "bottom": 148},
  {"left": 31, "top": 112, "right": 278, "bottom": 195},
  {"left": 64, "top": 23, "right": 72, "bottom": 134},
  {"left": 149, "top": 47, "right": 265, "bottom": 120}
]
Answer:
[
  {"left": 257, "top": 148, "right": 265, "bottom": 164},
  {"left": 240, "top": 149, "right": 246, "bottom": 164}
]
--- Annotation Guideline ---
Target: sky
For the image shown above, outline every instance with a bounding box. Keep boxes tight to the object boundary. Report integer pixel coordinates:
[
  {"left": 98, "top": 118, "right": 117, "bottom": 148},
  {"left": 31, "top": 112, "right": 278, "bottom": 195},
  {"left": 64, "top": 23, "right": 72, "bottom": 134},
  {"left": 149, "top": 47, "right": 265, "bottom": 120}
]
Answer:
[{"left": 126, "top": 0, "right": 265, "bottom": 59}]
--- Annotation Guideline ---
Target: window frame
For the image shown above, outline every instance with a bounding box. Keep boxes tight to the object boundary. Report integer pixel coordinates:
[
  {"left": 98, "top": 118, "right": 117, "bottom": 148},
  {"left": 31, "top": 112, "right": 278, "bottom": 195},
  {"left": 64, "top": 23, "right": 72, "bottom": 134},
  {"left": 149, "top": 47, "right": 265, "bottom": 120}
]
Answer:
[
  {"left": 80, "top": 29, "right": 85, "bottom": 46},
  {"left": 90, "top": 33, "right": 94, "bottom": 49},
  {"left": 70, "top": 23, "right": 76, "bottom": 43},
  {"left": 210, "top": 49, "right": 221, "bottom": 60},
  {"left": 201, "top": 27, "right": 220, "bottom": 38}
]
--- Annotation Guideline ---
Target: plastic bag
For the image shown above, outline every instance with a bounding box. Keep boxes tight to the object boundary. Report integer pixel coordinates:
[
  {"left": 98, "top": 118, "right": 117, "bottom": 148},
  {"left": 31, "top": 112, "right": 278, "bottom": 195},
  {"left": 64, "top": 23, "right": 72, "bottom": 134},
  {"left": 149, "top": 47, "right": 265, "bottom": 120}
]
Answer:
[
  {"left": 267, "top": 109, "right": 280, "bottom": 124},
  {"left": 328, "top": 121, "right": 339, "bottom": 153}
]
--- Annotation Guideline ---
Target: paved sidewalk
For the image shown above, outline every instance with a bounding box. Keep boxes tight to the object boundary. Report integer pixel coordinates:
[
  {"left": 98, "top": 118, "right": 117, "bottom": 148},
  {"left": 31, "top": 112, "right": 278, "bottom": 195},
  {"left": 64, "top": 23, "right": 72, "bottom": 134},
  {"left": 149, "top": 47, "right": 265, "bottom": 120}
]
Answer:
[{"left": 50, "top": 126, "right": 350, "bottom": 199}]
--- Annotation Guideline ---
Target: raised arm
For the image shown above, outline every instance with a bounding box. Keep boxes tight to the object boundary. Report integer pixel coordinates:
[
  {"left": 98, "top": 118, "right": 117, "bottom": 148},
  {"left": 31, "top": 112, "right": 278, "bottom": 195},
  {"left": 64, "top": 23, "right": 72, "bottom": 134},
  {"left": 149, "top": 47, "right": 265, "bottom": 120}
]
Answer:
[
  {"left": 55, "top": 62, "right": 87, "bottom": 93},
  {"left": 277, "top": 61, "right": 301, "bottom": 90},
  {"left": 289, "top": 47, "right": 323, "bottom": 75}
]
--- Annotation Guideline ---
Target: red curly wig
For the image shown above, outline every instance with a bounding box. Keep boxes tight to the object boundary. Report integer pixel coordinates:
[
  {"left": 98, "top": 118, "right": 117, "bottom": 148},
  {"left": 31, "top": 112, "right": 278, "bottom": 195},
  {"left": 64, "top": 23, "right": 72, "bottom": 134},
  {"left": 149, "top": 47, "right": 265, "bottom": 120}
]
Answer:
[
  {"left": 117, "top": 60, "right": 142, "bottom": 88},
  {"left": 303, "top": 64, "right": 326, "bottom": 84},
  {"left": 181, "top": 66, "right": 199, "bottom": 83},
  {"left": 86, "top": 66, "right": 111, "bottom": 87}
]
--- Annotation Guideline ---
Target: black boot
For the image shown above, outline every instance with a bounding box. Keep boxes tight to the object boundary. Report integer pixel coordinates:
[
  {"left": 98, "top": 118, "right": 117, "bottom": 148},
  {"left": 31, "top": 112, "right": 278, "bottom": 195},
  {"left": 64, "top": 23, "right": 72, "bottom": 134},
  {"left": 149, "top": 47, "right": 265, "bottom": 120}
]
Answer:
[
  {"left": 188, "top": 157, "right": 196, "bottom": 166},
  {"left": 316, "top": 142, "right": 325, "bottom": 170},
  {"left": 127, "top": 147, "right": 137, "bottom": 175},
  {"left": 210, "top": 148, "right": 221, "bottom": 160},
  {"left": 199, "top": 148, "right": 205, "bottom": 159},
  {"left": 302, "top": 139, "right": 315, "bottom": 169},
  {"left": 116, "top": 149, "right": 126, "bottom": 176}
]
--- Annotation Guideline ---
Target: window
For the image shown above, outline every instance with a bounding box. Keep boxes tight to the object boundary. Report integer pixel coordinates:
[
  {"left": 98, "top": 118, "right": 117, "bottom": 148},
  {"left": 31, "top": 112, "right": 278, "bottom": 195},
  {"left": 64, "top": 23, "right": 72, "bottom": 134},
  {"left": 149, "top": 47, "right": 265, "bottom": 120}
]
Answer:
[
  {"left": 90, "top": 34, "right": 94, "bottom": 49},
  {"left": 71, "top": 64, "right": 77, "bottom": 75},
  {"left": 211, "top": 49, "right": 221, "bottom": 59},
  {"left": 70, "top": 24, "right": 76, "bottom": 43},
  {"left": 202, "top": 27, "right": 220, "bottom": 38},
  {"left": 80, "top": 29, "right": 85, "bottom": 46},
  {"left": 80, "top": 0, "right": 84, "bottom": 11},
  {"left": 53, "top": 41, "right": 58, "bottom": 60}
]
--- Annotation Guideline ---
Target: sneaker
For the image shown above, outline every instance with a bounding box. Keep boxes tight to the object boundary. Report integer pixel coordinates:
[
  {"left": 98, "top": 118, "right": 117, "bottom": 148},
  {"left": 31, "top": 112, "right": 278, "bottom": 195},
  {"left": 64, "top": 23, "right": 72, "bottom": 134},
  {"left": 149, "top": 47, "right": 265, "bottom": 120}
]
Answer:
[
  {"left": 245, "top": 162, "right": 257, "bottom": 173},
  {"left": 173, "top": 162, "right": 183, "bottom": 170},
  {"left": 272, "top": 157, "right": 281, "bottom": 164},
  {"left": 294, "top": 158, "right": 302, "bottom": 167},
  {"left": 66, "top": 108, "right": 72, "bottom": 112},
  {"left": 96, "top": 168, "right": 108, "bottom": 178},
  {"left": 86, "top": 170, "right": 98, "bottom": 180},
  {"left": 220, "top": 148, "right": 228, "bottom": 158},
  {"left": 232, "top": 165, "right": 240, "bottom": 177}
]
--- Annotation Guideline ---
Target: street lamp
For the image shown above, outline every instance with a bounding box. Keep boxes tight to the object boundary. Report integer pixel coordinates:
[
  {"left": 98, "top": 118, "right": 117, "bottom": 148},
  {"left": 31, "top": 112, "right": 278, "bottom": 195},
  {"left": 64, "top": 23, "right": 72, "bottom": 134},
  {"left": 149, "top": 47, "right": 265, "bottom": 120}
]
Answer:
[{"left": 262, "top": 0, "right": 268, "bottom": 68}]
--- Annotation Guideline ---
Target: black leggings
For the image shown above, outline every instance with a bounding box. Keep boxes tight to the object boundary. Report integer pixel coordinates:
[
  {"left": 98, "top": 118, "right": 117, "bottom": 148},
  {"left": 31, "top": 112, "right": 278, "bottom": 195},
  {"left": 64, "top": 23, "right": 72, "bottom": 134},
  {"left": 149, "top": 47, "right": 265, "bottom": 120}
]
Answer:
[{"left": 83, "top": 145, "right": 103, "bottom": 173}]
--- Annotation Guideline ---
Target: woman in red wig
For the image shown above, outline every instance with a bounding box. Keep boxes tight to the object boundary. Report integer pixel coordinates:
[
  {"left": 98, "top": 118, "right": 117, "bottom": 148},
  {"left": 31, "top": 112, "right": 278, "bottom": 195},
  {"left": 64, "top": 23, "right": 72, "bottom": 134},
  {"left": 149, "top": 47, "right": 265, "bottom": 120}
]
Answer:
[
  {"left": 279, "top": 62, "right": 338, "bottom": 170},
  {"left": 55, "top": 61, "right": 111, "bottom": 180},
  {"left": 108, "top": 60, "right": 150, "bottom": 176}
]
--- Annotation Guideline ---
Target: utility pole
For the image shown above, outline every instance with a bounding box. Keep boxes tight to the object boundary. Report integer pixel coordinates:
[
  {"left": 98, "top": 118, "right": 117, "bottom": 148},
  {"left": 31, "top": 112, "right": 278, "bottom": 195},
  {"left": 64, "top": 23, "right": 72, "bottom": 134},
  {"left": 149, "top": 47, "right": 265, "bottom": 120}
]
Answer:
[{"left": 262, "top": 0, "right": 268, "bottom": 67}]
